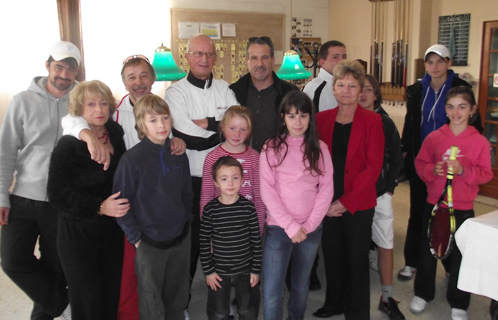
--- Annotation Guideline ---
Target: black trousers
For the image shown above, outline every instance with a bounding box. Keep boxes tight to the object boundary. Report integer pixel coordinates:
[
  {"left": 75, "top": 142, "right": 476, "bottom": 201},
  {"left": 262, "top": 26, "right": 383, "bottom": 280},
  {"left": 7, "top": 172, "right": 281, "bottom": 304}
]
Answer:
[
  {"left": 189, "top": 177, "right": 202, "bottom": 286},
  {"left": 135, "top": 231, "right": 190, "bottom": 320},
  {"left": 491, "top": 299, "right": 498, "bottom": 320},
  {"left": 57, "top": 217, "right": 123, "bottom": 320},
  {"left": 403, "top": 172, "right": 428, "bottom": 268},
  {"left": 321, "top": 209, "right": 374, "bottom": 320},
  {"left": 0, "top": 195, "right": 68, "bottom": 320},
  {"left": 413, "top": 203, "right": 473, "bottom": 310}
]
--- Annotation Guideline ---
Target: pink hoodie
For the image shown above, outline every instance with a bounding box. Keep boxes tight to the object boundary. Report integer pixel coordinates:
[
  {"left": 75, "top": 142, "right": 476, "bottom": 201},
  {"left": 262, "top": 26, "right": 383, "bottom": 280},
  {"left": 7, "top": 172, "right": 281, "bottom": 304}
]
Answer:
[
  {"left": 415, "top": 124, "right": 492, "bottom": 210},
  {"left": 260, "top": 135, "right": 334, "bottom": 238}
]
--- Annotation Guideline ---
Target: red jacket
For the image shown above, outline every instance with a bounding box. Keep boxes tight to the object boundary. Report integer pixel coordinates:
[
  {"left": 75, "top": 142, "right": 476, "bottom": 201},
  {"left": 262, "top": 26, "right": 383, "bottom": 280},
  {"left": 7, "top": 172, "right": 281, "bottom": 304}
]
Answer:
[{"left": 316, "top": 105, "right": 384, "bottom": 214}]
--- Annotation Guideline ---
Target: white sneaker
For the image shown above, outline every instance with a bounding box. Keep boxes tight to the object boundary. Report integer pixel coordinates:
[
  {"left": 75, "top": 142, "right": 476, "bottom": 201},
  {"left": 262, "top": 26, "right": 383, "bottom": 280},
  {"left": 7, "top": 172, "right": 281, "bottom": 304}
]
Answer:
[
  {"left": 409, "top": 296, "right": 427, "bottom": 314},
  {"left": 184, "top": 309, "right": 190, "bottom": 320},
  {"left": 451, "top": 308, "right": 468, "bottom": 320},
  {"left": 397, "top": 266, "right": 416, "bottom": 281},
  {"left": 59, "top": 304, "right": 71, "bottom": 320},
  {"left": 369, "top": 250, "right": 379, "bottom": 271}
]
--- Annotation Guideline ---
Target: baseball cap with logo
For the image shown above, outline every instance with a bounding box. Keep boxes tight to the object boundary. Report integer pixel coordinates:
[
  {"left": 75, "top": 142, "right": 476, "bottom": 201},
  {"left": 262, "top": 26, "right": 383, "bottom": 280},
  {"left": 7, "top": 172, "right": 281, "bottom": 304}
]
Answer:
[
  {"left": 424, "top": 44, "right": 450, "bottom": 61},
  {"left": 49, "top": 41, "right": 82, "bottom": 66}
]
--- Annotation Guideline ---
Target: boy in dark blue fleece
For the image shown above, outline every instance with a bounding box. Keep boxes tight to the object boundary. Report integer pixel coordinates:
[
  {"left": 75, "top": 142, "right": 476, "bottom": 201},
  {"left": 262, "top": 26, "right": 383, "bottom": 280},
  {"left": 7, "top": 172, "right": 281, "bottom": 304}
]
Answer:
[{"left": 113, "top": 94, "right": 193, "bottom": 320}]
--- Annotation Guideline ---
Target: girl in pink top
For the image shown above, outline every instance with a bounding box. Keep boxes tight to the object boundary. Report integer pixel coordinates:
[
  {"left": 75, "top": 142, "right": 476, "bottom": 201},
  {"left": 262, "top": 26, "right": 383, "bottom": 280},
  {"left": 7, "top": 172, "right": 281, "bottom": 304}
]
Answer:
[
  {"left": 410, "top": 87, "right": 492, "bottom": 319},
  {"left": 200, "top": 105, "right": 265, "bottom": 235},
  {"left": 260, "top": 91, "right": 333, "bottom": 320}
]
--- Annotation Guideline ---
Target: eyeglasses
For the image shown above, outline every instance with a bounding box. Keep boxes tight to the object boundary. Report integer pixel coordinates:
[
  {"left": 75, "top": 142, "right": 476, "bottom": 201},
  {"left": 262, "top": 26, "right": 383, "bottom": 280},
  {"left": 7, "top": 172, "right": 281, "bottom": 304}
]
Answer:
[
  {"left": 248, "top": 36, "right": 272, "bottom": 44},
  {"left": 187, "top": 51, "right": 217, "bottom": 59},
  {"left": 122, "top": 54, "right": 150, "bottom": 66}
]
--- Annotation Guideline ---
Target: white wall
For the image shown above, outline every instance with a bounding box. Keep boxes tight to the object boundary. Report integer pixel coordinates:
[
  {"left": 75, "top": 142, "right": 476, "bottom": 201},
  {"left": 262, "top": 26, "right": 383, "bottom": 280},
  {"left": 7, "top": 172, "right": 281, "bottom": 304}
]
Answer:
[{"left": 0, "top": 1, "right": 59, "bottom": 122}]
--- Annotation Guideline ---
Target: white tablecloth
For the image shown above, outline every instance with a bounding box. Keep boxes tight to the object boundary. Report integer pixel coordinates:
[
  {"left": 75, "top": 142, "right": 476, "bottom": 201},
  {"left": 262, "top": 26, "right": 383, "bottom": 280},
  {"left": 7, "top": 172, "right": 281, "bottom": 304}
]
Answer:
[{"left": 455, "top": 210, "right": 498, "bottom": 300}]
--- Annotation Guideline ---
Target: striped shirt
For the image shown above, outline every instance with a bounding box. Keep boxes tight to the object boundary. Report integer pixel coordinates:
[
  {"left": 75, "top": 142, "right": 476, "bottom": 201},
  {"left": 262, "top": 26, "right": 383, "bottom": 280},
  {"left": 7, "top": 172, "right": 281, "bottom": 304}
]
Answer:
[
  {"left": 200, "top": 196, "right": 262, "bottom": 276},
  {"left": 200, "top": 144, "right": 266, "bottom": 235}
]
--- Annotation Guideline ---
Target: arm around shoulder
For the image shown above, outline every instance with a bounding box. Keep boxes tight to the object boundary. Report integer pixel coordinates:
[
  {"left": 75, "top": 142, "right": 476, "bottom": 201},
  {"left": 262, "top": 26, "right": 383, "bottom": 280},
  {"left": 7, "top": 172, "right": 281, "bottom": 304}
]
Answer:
[
  {"left": 48, "top": 137, "right": 105, "bottom": 219},
  {"left": 61, "top": 114, "right": 90, "bottom": 138}
]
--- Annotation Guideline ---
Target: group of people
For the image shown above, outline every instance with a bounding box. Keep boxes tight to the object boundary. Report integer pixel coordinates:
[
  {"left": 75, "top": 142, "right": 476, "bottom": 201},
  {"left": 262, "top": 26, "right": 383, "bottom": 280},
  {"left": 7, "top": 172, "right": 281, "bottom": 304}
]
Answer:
[{"left": 0, "top": 34, "right": 492, "bottom": 320}]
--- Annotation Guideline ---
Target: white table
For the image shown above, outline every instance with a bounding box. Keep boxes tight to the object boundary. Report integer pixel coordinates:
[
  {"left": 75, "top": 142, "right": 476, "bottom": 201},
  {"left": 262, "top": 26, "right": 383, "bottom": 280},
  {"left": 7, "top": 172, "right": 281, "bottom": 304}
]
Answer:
[{"left": 455, "top": 210, "right": 498, "bottom": 300}]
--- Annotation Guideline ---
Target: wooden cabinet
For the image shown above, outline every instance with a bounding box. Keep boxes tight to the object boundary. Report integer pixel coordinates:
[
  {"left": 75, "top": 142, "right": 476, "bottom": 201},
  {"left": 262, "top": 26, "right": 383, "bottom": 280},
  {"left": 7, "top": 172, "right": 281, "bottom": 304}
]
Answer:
[{"left": 478, "top": 20, "right": 498, "bottom": 198}]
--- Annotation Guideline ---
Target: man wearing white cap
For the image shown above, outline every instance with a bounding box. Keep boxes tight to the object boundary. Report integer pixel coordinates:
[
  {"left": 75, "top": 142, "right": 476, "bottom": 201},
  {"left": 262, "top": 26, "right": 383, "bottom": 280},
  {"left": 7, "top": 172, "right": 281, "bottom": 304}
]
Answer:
[
  {"left": 399, "top": 44, "right": 482, "bottom": 319},
  {"left": 0, "top": 40, "right": 80, "bottom": 320}
]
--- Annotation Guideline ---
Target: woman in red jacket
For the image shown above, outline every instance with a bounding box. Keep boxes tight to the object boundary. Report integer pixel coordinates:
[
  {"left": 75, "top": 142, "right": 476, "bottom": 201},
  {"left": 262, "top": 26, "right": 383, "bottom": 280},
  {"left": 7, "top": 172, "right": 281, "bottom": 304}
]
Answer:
[{"left": 313, "top": 61, "right": 384, "bottom": 320}]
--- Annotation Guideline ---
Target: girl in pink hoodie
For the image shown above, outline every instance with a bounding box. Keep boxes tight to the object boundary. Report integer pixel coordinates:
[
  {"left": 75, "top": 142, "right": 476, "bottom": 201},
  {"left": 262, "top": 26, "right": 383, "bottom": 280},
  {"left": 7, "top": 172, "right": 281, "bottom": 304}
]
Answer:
[
  {"left": 260, "top": 91, "right": 333, "bottom": 320},
  {"left": 411, "top": 86, "right": 492, "bottom": 320}
]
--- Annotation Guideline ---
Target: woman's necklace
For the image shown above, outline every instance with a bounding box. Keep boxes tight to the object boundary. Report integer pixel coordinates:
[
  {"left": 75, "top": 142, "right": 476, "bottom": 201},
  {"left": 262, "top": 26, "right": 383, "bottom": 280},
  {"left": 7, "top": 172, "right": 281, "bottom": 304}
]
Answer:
[
  {"left": 98, "top": 128, "right": 109, "bottom": 145},
  {"left": 337, "top": 112, "right": 354, "bottom": 125}
]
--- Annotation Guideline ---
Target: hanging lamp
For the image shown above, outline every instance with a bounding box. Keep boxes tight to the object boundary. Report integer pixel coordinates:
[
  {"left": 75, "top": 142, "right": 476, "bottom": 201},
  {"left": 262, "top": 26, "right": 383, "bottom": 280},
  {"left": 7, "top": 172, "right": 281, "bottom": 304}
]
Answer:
[
  {"left": 276, "top": 50, "right": 311, "bottom": 80},
  {"left": 151, "top": 45, "right": 186, "bottom": 81}
]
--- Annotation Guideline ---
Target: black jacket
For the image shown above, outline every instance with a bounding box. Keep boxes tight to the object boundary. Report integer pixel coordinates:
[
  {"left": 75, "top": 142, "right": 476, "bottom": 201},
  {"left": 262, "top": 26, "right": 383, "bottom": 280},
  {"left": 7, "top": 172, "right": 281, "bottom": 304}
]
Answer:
[
  {"left": 401, "top": 77, "right": 483, "bottom": 179},
  {"left": 113, "top": 137, "right": 193, "bottom": 245},
  {"left": 229, "top": 71, "right": 298, "bottom": 113},
  {"left": 48, "top": 120, "right": 126, "bottom": 222},
  {"left": 376, "top": 107, "right": 403, "bottom": 196}
]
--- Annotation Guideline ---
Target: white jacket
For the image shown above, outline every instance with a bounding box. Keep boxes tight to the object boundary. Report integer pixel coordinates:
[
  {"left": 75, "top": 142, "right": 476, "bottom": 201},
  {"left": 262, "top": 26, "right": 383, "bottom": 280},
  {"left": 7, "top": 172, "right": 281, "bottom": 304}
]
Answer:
[{"left": 164, "top": 73, "right": 238, "bottom": 177}]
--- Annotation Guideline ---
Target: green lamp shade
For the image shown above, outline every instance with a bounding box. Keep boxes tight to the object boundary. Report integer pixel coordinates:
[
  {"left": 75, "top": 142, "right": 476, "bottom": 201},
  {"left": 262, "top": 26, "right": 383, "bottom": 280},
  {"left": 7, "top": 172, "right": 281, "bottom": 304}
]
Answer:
[
  {"left": 276, "top": 50, "right": 311, "bottom": 80},
  {"left": 152, "top": 45, "right": 186, "bottom": 81}
]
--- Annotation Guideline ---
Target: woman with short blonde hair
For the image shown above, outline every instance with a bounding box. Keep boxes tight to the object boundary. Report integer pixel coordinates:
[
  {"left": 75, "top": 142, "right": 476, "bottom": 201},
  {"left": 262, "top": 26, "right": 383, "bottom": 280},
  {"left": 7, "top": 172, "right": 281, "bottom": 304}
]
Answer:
[{"left": 314, "top": 61, "right": 385, "bottom": 319}]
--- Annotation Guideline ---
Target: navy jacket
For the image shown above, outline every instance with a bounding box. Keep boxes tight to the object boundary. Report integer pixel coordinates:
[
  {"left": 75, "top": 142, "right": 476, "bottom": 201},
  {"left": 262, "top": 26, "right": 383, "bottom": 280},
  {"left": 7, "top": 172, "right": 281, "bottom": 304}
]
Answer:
[{"left": 114, "top": 137, "right": 193, "bottom": 245}]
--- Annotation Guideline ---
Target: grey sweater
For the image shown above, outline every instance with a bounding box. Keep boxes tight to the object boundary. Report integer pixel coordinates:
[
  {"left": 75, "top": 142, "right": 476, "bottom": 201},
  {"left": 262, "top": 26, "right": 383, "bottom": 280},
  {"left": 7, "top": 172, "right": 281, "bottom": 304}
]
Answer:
[{"left": 0, "top": 77, "right": 76, "bottom": 207}]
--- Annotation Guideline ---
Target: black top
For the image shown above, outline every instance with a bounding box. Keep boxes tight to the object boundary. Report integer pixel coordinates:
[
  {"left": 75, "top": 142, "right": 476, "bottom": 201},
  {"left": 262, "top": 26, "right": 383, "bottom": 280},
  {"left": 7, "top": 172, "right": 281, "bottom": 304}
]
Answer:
[
  {"left": 230, "top": 71, "right": 298, "bottom": 151},
  {"left": 331, "top": 122, "right": 352, "bottom": 202},
  {"left": 246, "top": 83, "right": 278, "bottom": 152},
  {"left": 113, "top": 136, "right": 194, "bottom": 244},
  {"left": 200, "top": 196, "right": 263, "bottom": 276},
  {"left": 375, "top": 107, "right": 403, "bottom": 196},
  {"left": 48, "top": 120, "right": 126, "bottom": 222}
]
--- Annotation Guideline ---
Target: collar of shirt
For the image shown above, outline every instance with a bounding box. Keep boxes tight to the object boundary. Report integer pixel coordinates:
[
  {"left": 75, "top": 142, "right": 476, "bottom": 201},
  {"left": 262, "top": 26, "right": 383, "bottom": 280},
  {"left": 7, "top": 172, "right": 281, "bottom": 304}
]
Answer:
[{"left": 187, "top": 71, "right": 213, "bottom": 89}]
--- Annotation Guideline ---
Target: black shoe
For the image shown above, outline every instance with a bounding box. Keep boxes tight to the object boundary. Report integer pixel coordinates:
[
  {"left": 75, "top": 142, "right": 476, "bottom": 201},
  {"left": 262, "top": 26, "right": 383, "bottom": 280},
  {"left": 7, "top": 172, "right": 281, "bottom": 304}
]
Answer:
[
  {"left": 312, "top": 308, "right": 333, "bottom": 318},
  {"left": 312, "top": 307, "right": 343, "bottom": 318},
  {"left": 378, "top": 297, "right": 405, "bottom": 320},
  {"left": 309, "top": 280, "right": 321, "bottom": 291}
]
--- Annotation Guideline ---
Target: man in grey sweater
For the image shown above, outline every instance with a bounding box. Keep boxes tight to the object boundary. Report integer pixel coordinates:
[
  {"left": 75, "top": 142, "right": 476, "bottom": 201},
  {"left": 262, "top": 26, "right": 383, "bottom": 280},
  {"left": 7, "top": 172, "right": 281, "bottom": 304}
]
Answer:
[{"left": 0, "top": 41, "right": 80, "bottom": 320}]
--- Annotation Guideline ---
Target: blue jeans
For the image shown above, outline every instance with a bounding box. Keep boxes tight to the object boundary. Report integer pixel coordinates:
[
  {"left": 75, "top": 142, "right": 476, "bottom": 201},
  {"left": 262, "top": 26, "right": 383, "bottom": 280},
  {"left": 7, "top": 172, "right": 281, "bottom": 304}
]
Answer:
[{"left": 263, "top": 224, "right": 322, "bottom": 320}]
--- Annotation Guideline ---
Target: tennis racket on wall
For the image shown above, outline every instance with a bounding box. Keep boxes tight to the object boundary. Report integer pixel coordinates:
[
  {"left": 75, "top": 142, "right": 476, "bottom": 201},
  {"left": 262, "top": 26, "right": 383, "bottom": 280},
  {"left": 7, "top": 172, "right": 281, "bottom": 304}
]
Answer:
[{"left": 427, "top": 146, "right": 458, "bottom": 260}]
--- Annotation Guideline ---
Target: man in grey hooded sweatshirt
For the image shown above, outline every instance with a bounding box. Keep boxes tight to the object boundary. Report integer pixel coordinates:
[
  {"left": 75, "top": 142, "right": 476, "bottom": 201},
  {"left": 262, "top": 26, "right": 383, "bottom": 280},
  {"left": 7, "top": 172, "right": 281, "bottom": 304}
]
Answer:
[{"left": 0, "top": 41, "right": 80, "bottom": 320}]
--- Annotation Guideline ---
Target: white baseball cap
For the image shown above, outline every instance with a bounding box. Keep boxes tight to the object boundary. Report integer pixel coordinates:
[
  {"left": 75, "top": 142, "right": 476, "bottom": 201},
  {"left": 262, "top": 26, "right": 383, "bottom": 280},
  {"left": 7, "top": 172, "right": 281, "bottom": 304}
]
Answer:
[
  {"left": 424, "top": 44, "right": 450, "bottom": 61},
  {"left": 49, "top": 41, "right": 82, "bottom": 66}
]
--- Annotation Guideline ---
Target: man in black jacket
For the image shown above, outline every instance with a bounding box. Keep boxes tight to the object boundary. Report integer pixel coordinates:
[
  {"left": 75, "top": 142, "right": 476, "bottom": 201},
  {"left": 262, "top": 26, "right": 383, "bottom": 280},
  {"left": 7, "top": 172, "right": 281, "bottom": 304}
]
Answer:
[{"left": 230, "top": 36, "right": 298, "bottom": 152}]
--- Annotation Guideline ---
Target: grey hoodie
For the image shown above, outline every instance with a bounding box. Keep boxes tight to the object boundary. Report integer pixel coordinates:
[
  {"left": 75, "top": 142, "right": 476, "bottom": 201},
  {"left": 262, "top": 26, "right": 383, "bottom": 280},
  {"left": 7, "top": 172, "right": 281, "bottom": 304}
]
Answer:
[{"left": 0, "top": 76, "right": 76, "bottom": 207}]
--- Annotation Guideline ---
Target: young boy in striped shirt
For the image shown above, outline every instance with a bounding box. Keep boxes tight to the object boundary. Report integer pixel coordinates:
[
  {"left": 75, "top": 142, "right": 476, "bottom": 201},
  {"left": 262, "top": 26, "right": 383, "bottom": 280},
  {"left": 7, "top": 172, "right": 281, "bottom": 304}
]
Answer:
[{"left": 200, "top": 156, "right": 263, "bottom": 320}]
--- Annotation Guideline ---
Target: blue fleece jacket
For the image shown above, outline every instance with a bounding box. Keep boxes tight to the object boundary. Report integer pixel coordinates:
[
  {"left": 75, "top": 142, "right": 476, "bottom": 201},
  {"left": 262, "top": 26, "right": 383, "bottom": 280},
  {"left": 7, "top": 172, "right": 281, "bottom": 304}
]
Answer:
[{"left": 420, "top": 70, "right": 456, "bottom": 142}]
